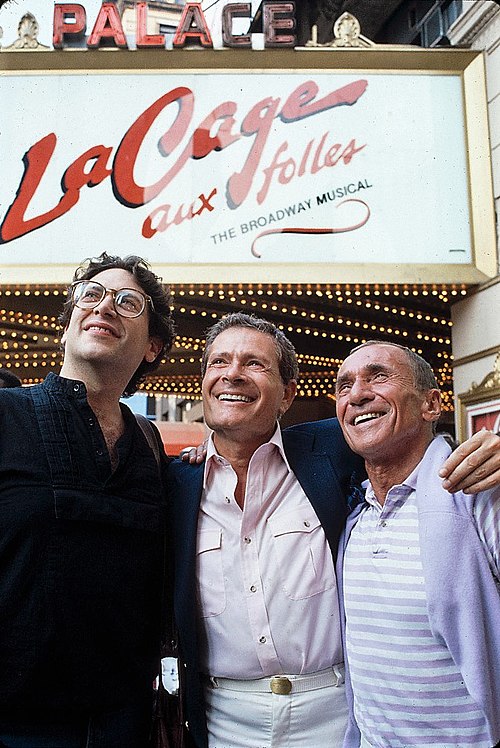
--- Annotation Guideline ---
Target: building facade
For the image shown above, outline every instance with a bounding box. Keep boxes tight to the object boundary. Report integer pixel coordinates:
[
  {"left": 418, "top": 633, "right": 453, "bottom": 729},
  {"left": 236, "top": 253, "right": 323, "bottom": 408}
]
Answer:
[{"left": 0, "top": 0, "right": 498, "bottom": 443}]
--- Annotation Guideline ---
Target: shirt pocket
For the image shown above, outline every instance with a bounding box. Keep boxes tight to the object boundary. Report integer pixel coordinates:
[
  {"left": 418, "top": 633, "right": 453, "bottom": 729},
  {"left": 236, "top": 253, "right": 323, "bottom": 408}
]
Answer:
[
  {"left": 267, "top": 507, "right": 335, "bottom": 600},
  {"left": 196, "top": 528, "right": 226, "bottom": 618}
]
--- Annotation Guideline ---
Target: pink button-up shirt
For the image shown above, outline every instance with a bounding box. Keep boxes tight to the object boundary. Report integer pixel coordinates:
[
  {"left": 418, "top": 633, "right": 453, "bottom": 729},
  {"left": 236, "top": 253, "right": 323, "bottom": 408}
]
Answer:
[{"left": 196, "top": 426, "right": 342, "bottom": 678}]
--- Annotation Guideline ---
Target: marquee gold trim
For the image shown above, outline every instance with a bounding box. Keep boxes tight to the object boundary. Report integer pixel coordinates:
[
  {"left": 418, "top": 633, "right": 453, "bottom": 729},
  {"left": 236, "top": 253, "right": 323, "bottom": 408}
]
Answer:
[
  {"left": 0, "top": 262, "right": 492, "bottom": 286},
  {"left": 1, "top": 43, "right": 496, "bottom": 284},
  {"left": 457, "top": 353, "right": 500, "bottom": 440}
]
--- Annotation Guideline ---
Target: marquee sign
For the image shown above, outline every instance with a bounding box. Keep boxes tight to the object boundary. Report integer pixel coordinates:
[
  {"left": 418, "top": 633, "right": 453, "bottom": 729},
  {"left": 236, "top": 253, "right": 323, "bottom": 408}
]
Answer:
[
  {"left": 0, "top": 41, "right": 496, "bottom": 284},
  {"left": 48, "top": 2, "right": 296, "bottom": 49}
]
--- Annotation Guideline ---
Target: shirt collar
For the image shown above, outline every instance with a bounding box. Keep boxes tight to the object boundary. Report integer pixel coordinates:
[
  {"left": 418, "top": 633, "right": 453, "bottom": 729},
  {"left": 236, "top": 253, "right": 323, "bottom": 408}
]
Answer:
[
  {"left": 203, "top": 423, "right": 290, "bottom": 489},
  {"left": 42, "top": 371, "right": 88, "bottom": 399},
  {"left": 363, "top": 447, "right": 426, "bottom": 507}
]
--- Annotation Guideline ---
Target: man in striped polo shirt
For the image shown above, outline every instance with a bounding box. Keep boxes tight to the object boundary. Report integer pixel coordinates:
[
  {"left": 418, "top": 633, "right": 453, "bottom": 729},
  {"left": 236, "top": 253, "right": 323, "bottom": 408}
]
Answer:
[{"left": 335, "top": 341, "right": 500, "bottom": 748}]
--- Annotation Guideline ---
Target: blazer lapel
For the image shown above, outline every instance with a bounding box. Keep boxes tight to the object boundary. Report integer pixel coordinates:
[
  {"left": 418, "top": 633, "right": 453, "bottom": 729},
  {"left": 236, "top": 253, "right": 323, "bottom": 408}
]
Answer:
[
  {"left": 283, "top": 430, "right": 348, "bottom": 551},
  {"left": 169, "top": 461, "right": 204, "bottom": 637}
]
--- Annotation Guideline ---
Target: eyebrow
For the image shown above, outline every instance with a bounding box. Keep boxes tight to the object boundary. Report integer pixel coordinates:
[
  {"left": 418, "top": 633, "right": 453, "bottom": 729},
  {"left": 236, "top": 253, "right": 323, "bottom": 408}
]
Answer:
[
  {"left": 208, "top": 350, "right": 257, "bottom": 359},
  {"left": 335, "top": 372, "right": 351, "bottom": 388},
  {"left": 365, "top": 363, "right": 391, "bottom": 376},
  {"left": 336, "top": 362, "right": 392, "bottom": 388},
  {"left": 208, "top": 350, "right": 272, "bottom": 365}
]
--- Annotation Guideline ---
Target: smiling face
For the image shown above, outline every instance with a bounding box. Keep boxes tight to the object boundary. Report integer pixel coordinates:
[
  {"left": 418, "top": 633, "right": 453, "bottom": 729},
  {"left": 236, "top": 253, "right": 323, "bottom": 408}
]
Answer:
[
  {"left": 335, "top": 344, "right": 441, "bottom": 469},
  {"left": 60, "top": 268, "right": 161, "bottom": 386},
  {"left": 202, "top": 326, "right": 297, "bottom": 455}
]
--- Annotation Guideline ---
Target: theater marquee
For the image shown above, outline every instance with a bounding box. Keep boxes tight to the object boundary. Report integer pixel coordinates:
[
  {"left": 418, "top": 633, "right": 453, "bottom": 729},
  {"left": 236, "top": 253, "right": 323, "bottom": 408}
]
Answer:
[{"left": 0, "top": 46, "right": 496, "bottom": 284}]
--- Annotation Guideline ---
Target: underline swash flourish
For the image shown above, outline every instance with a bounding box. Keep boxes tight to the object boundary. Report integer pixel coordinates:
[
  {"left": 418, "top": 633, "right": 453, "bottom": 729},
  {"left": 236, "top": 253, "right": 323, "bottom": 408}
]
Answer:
[{"left": 250, "top": 198, "right": 371, "bottom": 258}]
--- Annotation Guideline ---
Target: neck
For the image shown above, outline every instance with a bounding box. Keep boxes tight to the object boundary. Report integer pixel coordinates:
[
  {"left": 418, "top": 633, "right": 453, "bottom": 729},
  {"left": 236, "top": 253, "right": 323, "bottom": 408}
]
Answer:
[
  {"left": 212, "top": 430, "right": 274, "bottom": 510},
  {"left": 365, "top": 435, "right": 434, "bottom": 505},
  {"left": 212, "top": 425, "right": 276, "bottom": 467},
  {"left": 59, "top": 362, "right": 124, "bottom": 420},
  {"left": 213, "top": 437, "right": 252, "bottom": 466}
]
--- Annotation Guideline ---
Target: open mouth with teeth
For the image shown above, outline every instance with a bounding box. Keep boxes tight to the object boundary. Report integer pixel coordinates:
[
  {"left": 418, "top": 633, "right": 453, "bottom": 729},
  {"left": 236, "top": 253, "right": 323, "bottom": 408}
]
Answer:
[
  {"left": 353, "top": 411, "right": 386, "bottom": 426},
  {"left": 217, "top": 394, "right": 255, "bottom": 403},
  {"left": 86, "top": 325, "right": 118, "bottom": 337}
]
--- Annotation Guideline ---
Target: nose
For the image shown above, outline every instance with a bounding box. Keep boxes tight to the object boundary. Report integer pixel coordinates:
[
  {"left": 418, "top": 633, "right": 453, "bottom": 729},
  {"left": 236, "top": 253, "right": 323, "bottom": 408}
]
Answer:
[
  {"left": 221, "top": 360, "right": 245, "bottom": 382},
  {"left": 93, "top": 289, "right": 117, "bottom": 317},
  {"left": 348, "top": 376, "right": 374, "bottom": 405}
]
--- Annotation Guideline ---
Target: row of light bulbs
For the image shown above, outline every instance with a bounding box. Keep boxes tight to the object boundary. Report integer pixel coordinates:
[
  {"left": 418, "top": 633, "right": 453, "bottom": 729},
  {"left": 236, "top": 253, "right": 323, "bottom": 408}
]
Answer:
[
  {"left": 173, "top": 305, "right": 451, "bottom": 349},
  {"left": 141, "top": 364, "right": 455, "bottom": 410},
  {"left": 0, "top": 283, "right": 469, "bottom": 295},
  {"left": 6, "top": 364, "right": 455, "bottom": 410},
  {"left": 0, "top": 283, "right": 464, "bottom": 335},
  {"left": 1, "top": 283, "right": 457, "bottom": 408},
  {"left": 174, "top": 299, "right": 451, "bottom": 328}
]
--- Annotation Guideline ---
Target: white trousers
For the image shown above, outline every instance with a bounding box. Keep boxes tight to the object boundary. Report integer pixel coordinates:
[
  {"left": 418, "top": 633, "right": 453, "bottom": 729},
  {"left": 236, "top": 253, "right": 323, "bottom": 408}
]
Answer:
[{"left": 204, "top": 667, "right": 349, "bottom": 748}]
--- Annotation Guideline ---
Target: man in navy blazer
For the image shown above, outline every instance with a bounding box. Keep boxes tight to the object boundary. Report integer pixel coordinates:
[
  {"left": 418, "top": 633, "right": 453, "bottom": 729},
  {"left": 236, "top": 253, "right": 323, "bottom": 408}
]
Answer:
[
  {"left": 167, "top": 312, "right": 363, "bottom": 747},
  {"left": 167, "top": 313, "right": 500, "bottom": 748},
  {"left": 168, "top": 423, "right": 362, "bottom": 748}
]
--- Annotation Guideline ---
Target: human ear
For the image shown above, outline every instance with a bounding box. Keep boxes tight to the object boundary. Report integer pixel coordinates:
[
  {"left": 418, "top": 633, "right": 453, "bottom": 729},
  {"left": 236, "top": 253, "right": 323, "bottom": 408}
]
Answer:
[
  {"left": 422, "top": 388, "right": 441, "bottom": 422},
  {"left": 279, "top": 379, "right": 297, "bottom": 417},
  {"left": 145, "top": 336, "right": 163, "bottom": 363}
]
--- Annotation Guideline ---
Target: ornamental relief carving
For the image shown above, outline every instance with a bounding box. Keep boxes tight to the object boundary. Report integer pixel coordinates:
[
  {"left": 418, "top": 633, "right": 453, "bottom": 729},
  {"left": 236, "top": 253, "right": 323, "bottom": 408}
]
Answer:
[{"left": 0, "top": 12, "right": 49, "bottom": 51}]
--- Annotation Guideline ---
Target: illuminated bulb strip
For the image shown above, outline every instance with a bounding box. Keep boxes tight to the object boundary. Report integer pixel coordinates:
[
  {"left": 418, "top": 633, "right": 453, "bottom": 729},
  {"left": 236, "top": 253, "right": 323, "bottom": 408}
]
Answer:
[
  {"left": 172, "top": 296, "right": 451, "bottom": 334},
  {"left": 172, "top": 284, "right": 459, "bottom": 319},
  {"left": 1, "top": 282, "right": 458, "bottom": 409},
  {"left": 174, "top": 306, "right": 448, "bottom": 346}
]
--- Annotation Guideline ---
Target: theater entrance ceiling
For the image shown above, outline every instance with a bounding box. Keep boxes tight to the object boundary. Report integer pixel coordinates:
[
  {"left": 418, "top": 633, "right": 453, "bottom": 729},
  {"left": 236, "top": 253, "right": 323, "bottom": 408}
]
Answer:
[{"left": 0, "top": 280, "right": 463, "bottom": 415}]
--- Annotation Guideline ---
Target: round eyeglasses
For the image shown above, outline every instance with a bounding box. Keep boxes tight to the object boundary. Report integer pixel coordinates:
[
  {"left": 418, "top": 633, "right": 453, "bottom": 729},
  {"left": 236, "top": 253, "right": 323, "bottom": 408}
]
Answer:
[{"left": 70, "top": 280, "right": 153, "bottom": 319}]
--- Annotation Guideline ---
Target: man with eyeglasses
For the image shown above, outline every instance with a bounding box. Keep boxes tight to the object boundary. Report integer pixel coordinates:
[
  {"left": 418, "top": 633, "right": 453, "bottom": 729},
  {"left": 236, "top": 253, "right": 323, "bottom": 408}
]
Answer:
[{"left": 0, "top": 253, "right": 175, "bottom": 748}]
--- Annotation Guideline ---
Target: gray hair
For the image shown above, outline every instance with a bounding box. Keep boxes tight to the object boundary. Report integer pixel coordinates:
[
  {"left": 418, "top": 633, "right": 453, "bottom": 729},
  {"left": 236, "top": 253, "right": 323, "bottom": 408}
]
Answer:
[
  {"left": 347, "top": 340, "right": 438, "bottom": 391},
  {"left": 202, "top": 313, "right": 298, "bottom": 384}
]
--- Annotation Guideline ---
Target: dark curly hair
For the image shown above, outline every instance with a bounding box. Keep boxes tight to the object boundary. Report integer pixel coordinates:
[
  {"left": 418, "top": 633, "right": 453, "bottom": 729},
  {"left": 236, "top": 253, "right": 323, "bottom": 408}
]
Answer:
[{"left": 59, "top": 253, "right": 175, "bottom": 396}]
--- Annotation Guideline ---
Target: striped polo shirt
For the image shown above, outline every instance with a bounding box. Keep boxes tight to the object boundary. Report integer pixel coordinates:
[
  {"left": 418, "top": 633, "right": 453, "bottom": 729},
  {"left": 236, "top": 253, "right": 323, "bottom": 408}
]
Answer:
[{"left": 344, "top": 470, "right": 500, "bottom": 747}]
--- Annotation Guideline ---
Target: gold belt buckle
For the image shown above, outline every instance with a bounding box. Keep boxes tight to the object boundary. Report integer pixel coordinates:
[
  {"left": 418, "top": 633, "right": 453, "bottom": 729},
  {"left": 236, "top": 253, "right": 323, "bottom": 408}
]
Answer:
[{"left": 270, "top": 676, "right": 292, "bottom": 695}]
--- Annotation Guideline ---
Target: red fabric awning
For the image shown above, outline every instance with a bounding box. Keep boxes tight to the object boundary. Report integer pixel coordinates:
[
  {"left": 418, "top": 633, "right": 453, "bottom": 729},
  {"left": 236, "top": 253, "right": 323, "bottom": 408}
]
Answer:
[{"left": 154, "top": 421, "right": 207, "bottom": 457}]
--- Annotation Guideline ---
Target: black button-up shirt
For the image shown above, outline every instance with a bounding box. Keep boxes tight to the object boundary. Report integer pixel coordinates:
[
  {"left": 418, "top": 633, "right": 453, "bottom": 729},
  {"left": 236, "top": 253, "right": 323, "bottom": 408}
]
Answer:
[{"left": 0, "top": 373, "right": 169, "bottom": 719}]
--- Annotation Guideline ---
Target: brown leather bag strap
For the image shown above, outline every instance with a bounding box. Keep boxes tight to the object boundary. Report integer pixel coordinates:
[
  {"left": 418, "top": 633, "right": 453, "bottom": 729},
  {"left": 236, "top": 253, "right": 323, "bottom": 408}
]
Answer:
[{"left": 135, "top": 413, "right": 161, "bottom": 467}]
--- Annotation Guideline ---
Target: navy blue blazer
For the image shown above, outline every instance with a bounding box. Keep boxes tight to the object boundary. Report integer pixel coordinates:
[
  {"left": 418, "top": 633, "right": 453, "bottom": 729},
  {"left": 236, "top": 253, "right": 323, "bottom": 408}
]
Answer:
[{"left": 166, "top": 418, "right": 365, "bottom": 748}]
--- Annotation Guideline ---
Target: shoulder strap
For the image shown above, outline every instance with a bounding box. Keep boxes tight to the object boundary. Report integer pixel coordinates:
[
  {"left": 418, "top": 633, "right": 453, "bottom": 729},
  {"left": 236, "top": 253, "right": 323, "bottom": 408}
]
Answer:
[
  {"left": 135, "top": 413, "right": 176, "bottom": 652},
  {"left": 135, "top": 413, "right": 161, "bottom": 467}
]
